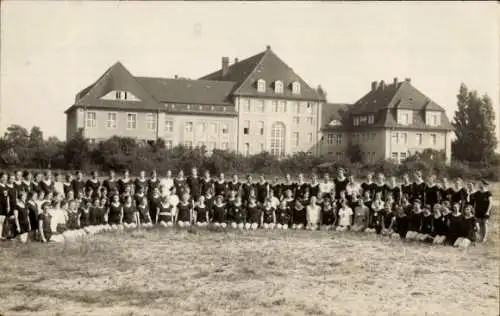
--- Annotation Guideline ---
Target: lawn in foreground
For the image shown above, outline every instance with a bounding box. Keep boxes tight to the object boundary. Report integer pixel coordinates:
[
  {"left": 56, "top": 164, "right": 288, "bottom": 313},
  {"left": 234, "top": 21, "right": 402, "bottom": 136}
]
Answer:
[{"left": 0, "top": 227, "right": 498, "bottom": 316}]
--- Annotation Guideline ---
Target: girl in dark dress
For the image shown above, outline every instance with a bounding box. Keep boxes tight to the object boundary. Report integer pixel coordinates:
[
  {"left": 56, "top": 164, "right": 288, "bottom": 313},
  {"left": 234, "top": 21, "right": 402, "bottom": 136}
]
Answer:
[
  {"left": 212, "top": 195, "right": 227, "bottom": 228},
  {"left": 388, "top": 177, "right": 402, "bottom": 205},
  {"left": 309, "top": 174, "right": 320, "bottom": 198},
  {"left": 320, "top": 197, "right": 336, "bottom": 231},
  {"left": 412, "top": 172, "right": 426, "bottom": 204},
  {"left": 401, "top": 174, "right": 413, "bottom": 202},
  {"left": 86, "top": 171, "right": 101, "bottom": 197},
  {"left": 90, "top": 198, "right": 102, "bottom": 226},
  {"left": 148, "top": 188, "right": 161, "bottom": 225},
  {"left": 292, "top": 199, "right": 307, "bottom": 230},
  {"left": 361, "top": 173, "right": 376, "bottom": 202},
  {"left": 177, "top": 193, "right": 192, "bottom": 228},
  {"left": 12, "top": 191, "right": 30, "bottom": 243},
  {"left": 281, "top": 174, "right": 297, "bottom": 199},
  {"left": 174, "top": 170, "right": 187, "bottom": 196},
  {"left": 39, "top": 172, "right": 54, "bottom": 196},
  {"left": 432, "top": 204, "right": 448, "bottom": 245},
  {"left": 229, "top": 196, "right": 246, "bottom": 229},
  {"left": 424, "top": 176, "right": 441, "bottom": 208},
  {"left": 368, "top": 192, "right": 384, "bottom": 234},
  {"left": 406, "top": 200, "right": 423, "bottom": 240},
  {"left": 27, "top": 191, "right": 39, "bottom": 239},
  {"left": 255, "top": 176, "right": 269, "bottom": 204},
  {"left": 261, "top": 199, "right": 276, "bottom": 230},
  {"left": 137, "top": 196, "right": 153, "bottom": 228},
  {"left": 66, "top": 200, "right": 80, "bottom": 230},
  {"left": 38, "top": 202, "right": 53, "bottom": 242},
  {"left": 200, "top": 171, "right": 214, "bottom": 197},
  {"left": 276, "top": 200, "right": 291, "bottom": 230},
  {"left": 122, "top": 195, "right": 138, "bottom": 228},
  {"left": 21, "top": 171, "right": 33, "bottom": 194},
  {"left": 194, "top": 196, "right": 209, "bottom": 227},
  {"left": 79, "top": 200, "right": 92, "bottom": 228},
  {"left": 117, "top": 170, "right": 132, "bottom": 195},
  {"left": 450, "top": 179, "right": 467, "bottom": 211},
  {"left": 455, "top": 205, "right": 478, "bottom": 248},
  {"left": 158, "top": 196, "right": 174, "bottom": 227},
  {"left": 107, "top": 195, "right": 123, "bottom": 227},
  {"left": 213, "top": 173, "right": 228, "bottom": 198},
  {"left": 447, "top": 202, "right": 463, "bottom": 245},
  {"left": 373, "top": 173, "right": 389, "bottom": 202},
  {"left": 391, "top": 205, "right": 409, "bottom": 239},
  {"left": 382, "top": 196, "right": 395, "bottom": 235},
  {"left": 440, "top": 178, "right": 454, "bottom": 203},
  {"left": 134, "top": 186, "right": 147, "bottom": 209},
  {"left": 134, "top": 171, "right": 148, "bottom": 196},
  {"left": 334, "top": 168, "right": 348, "bottom": 200},
  {"left": 417, "top": 205, "right": 434, "bottom": 242},
  {"left": 245, "top": 196, "right": 261, "bottom": 230},
  {"left": 148, "top": 170, "right": 161, "bottom": 198},
  {"left": 98, "top": 197, "right": 108, "bottom": 225},
  {"left": 228, "top": 174, "right": 242, "bottom": 198},
  {"left": 296, "top": 174, "right": 309, "bottom": 200}
]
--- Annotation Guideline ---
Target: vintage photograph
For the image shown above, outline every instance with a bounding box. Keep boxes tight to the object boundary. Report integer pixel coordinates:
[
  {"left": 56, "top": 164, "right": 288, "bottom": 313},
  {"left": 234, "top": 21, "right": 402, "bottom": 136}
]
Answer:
[{"left": 0, "top": 1, "right": 499, "bottom": 316}]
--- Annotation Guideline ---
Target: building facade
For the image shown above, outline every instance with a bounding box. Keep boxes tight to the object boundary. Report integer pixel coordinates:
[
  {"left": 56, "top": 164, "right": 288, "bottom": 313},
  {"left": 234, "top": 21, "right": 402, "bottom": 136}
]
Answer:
[
  {"left": 320, "top": 78, "right": 453, "bottom": 164},
  {"left": 65, "top": 46, "right": 325, "bottom": 156}
]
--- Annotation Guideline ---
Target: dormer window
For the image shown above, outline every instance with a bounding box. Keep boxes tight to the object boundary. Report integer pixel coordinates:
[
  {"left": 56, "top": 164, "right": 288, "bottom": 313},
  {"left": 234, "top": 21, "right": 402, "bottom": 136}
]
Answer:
[
  {"left": 274, "top": 80, "right": 284, "bottom": 93},
  {"left": 397, "top": 110, "right": 413, "bottom": 125},
  {"left": 353, "top": 117, "right": 360, "bottom": 126},
  {"left": 368, "top": 115, "right": 374, "bottom": 124},
  {"left": 292, "top": 81, "right": 301, "bottom": 95},
  {"left": 257, "top": 79, "right": 266, "bottom": 93}
]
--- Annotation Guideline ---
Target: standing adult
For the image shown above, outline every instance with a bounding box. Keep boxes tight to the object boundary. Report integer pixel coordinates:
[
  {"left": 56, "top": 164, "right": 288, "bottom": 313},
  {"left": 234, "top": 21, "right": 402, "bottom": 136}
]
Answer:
[{"left": 475, "top": 180, "right": 493, "bottom": 243}]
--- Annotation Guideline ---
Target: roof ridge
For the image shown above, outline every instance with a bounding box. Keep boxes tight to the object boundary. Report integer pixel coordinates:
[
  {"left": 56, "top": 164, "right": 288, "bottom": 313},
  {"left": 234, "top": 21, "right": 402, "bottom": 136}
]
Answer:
[
  {"left": 78, "top": 61, "right": 123, "bottom": 101},
  {"left": 386, "top": 82, "right": 403, "bottom": 108},
  {"left": 231, "top": 49, "right": 270, "bottom": 95}
]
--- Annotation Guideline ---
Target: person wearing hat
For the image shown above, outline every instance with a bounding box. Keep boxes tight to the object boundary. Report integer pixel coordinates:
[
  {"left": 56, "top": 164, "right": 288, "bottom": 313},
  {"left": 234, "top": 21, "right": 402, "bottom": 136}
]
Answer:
[{"left": 475, "top": 180, "right": 492, "bottom": 243}]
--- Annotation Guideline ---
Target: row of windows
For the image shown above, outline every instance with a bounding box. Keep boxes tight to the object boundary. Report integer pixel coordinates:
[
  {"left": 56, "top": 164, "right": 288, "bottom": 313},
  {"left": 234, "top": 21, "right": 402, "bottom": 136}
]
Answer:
[
  {"left": 353, "top": 115, "right": 375, "bottom": 126},
  {"left": 181, "top": 121, "right": 229, "bottom": 135},
  {"left": 325, "top": 133, "right": 342, "bottom": 145},
  {"left": 256, "top": 79, "right": 301, "bottom": 94},
  {"left": 181, "top": 141, "right": 230, "bottom": 151},
  {"left": 242, "top": 118, "right": 314, "bottom": 136},
  {"left": 391, "top": 152, "right": 408, "bottom": 163},
  {"left": 352, "top": 132, "right": 376, "bottom": 144},
  {"left": 291, "top": 132, "right": 313, "bottom": 146},
  {"left": 241, "top": 99, "right": 316, "bottom": 115},
  {"left": 391, "top": 132, "right": 437, "bottom": 146},
  {"left": 86, "top": 112, "right": 156, "bottom": 130}
]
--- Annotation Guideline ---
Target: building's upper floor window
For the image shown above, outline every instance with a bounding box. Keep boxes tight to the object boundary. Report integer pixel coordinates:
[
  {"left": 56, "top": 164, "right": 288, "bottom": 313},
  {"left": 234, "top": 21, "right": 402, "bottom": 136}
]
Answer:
[
  {"left": 146, "top": 113, "right": 156, "bottom": 131},
  {"left": 254, "top": 99, "right": 265, "bottom": 112},
  {"left": 426, "top": 111, "right": 441, "bottom": 126},
  {"left": 222, "top": 124, "right": 229, "bottom": 134},
  {"left": 307, "top": 133, "right": 313, "bottom": 144},
  {"left": 430, "top": 133, "right": 437, "bottom": 145},
  {"left": 292, "top": 132, "right": 299, "bottom": 146},
  {"left": 185, "top": 121, "right": 193, "bottom": 133},
  {"left": 277, "top": 100, "right": 286, "bottom": 113},
  {"left": 196, "top": 122, "right": 205, "bottom": 135},
  {"left": 274, "top": 80, "right": 284, "bottom": 94},
  {"left": 306, "top": 102, "right": 315, "bottom": 115},
  {"left": 258, "top": 121, "right": 264, "bottom": 135},
  {"left": 127, "top": 113, "right": 137, "bottom": 129},
  {"left": 306, "top": 117, "right": 313, "bottom": 125},
  {"left": 293, "top": 116, "right": 300, "bottom": 125},
  {"left": 106, "top": 112, "right": 117, "bottom": 129},
  {"left": 209, "top": 122, "right": 217, "bottom": 134},
  {"left": 291, "top": 101, "right": 299, "bottom": 114},
  {"left": 397, "top": 110, "right": 413, "bottom": 125},
  {"left": 292, "top": 81, "right": 301, "bottom": 95},
  {"left": 353, "top": 117, "right": 360, "bottom": 126},
  {"left": 368, "top": 115, "right": 374, "bottom": 124},
  {"left": 86, "top": 112, "right": 96, "bottom": 128},
  {"left": 243, "top": 120, "right": 250, "bottom": 135},
  {"left": 257, "top": 79, "right": 266, "bottom": 93},
  {"left": 242, "top": 98, "right": 250, "bottom": 112},
  {"left": 165, "top": 139, "right": 173, "bottom": 150},
  {"left": 416, "top": 133, "right": 422, "bottom": 145},
  {"left": 359, "top": 116, "right": 367, "bottom": 124},
  {"left": 102, "top": 90, "right": 140, "bottom": 101},
  {"left": 165, "top": 119, "right": 173, "bottom": 133},
  {"left": 116, "top": 91, "right": 127, "bottom": 100}
]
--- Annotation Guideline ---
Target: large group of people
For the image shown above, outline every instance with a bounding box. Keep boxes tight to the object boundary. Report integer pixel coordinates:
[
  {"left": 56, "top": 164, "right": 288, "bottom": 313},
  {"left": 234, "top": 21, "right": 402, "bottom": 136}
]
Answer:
[{"left": 0, "top": 167, "right": 493, "bottom": 248}]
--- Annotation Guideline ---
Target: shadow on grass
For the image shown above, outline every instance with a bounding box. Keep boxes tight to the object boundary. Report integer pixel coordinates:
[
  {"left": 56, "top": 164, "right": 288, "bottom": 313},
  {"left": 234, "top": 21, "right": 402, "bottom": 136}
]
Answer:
[{"left": 9, "top": 303, "right": 45, "bottom": 313}]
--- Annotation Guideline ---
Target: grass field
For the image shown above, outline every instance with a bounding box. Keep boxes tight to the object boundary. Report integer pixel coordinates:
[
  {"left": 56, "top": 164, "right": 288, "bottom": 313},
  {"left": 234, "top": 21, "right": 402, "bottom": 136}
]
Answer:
[{"left": 0, "top": 187, "right": 498, "bottom": 316}]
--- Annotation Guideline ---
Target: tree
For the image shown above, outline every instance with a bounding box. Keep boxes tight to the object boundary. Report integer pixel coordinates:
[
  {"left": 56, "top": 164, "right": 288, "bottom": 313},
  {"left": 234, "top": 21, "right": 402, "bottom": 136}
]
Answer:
[
  {"left": 452, "top": 83, "right": 498, "bottom": 163},
  {"left": 64, "top": 128, "right": 90, "bottom": 170}
]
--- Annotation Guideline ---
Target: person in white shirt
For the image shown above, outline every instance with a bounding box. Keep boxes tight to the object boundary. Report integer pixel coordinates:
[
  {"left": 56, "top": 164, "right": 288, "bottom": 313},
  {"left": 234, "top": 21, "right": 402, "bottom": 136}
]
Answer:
[
  {"left": 269, "top": 189, "right": 280, "bottom": 209},
  {"left": 337, "top": 200, "right": 353, "bottom": 231},
  {"left": 160, "top": 170, "right": 174, "bottom": 197},
  {"left": 167, "top": 186, "right": 180, "bottom": 216},
  {"left": 319, "top": 173, "right": 334, "bottom": 199},
  {"left": 53, "top": 173, "right": 65, "bottom": 199},
  {"left": 345, "top": 175, "right": 361, "bottom": 201},
  {"left": 306, "top": 196, "right": 321, "bottom": 231}
]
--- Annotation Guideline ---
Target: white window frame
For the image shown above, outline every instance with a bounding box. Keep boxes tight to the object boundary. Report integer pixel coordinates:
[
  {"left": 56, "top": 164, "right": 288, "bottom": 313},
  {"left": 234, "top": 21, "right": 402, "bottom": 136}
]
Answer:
[
  {"left": 86, "top": 111, "right": 96, "bottom": 128},
  {"left": 353, "top": 117, "right": 360, "bottom": 126},
  {"left": 222, "top": 123, "right": 229, "bottom": 134},
  {"left": 185, "top": 121, "right": 193, "bottom": 133},
  {"left": 106, "top": 112, "right": 117, "bottom": 129},
  {"left": 307, "top": 133, "right": 313, "bottom": 144},
  {"left": 196, "top": 122, "right": 206, "bottom": 135},
  {"left": 392, "top": 132, "right": 398, "bottom": 144},
  {"left": 368, "top": 115, "right": 374, "bottom": 124},
  {"left": 243, "top": 120, "right": 250, "bottom": 135},
  {"left": 254, "top": 99, "right": 265, "bottom": 112},
  {"left": 400, "top": 152, "right": 407, "bottom": 162},
  {"left": 257, "top": 79, "right": 266, "bottom": 93},
  {"left": 242, "top": 98, "right": 250, "bottom": 112},
  {"left": 399, "top": 132, "right": 407, "bottom": 145},
  {"left": 146, "top": 113, "right": 156, "bottom": 131},
  {"left": 392, "top": 152, "right": 398, "bottom": 161},
  {"left": 431, "top": 133, "right": 437, "bottom": 146},
  {"left": 292, "top": 81, "right": 301, "bottom": 95},
  {"left": 291, "top": 101, "right": 299, "bottom": 114},
  {"left": 416, "top": 133, "right": 423, "bottom": 145},
  {"left": 165, "top": 119, "right": 173, "bottom": 133},
  {"left": 165, "top": 139, "right": 173, "bottom": 150},
  {"left": 209, "top": 122, "right": 217, "bottom": 134},
  {"left": 335, "top": 134, "right": 342, "bottom": 145},
  {"left": 258, "top": 121, "right": 264, "bottom": 135},
  {"left": 292, "top": 132, "right": 299, "bottom": 146},
  {"left": 127, "top": 113, "right": 137, "bottom": 129},
  {"left": 293, "top": 116, "right": 300, "bottom": 125},
  {"left": 274, "top": 81, "right": 284, "bottom": 94}
]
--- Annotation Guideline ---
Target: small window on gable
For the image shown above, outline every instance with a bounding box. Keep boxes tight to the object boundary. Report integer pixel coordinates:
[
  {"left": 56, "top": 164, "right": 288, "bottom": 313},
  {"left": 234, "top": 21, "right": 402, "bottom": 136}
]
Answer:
[
  {"left": 292, "top": 81, "right": 301, "bottom": 95},
  {"left": 257, "top": 79, "right": 266, "bottom": 93},
  {"left": 274, "top": 80, "right": 284, "bottom": 93}
]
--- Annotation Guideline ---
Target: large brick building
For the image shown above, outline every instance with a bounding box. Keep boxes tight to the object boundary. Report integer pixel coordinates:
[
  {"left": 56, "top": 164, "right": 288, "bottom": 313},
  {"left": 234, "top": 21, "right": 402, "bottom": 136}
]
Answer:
[
  {"left": 65, "top": 46, "right": 453, "bottom": 163},
  {"left": 65, "top": 46, "right": 325, "bottom": 156},
  {"left": 320, "top": 78, "right": 453, "bottom": 163}
]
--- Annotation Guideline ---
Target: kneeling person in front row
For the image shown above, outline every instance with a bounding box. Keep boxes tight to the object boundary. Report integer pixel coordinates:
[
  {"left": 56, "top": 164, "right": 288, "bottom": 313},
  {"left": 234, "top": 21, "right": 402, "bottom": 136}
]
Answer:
[
  {"left": 261, "top": 198, "right": 276, "bottom": 229},
  {"left": 230, "top": 196, "right": 246, "bottom": 229},
  {"left": 211, "top": 195, "right": 227, "bottom": 228},
  {"left": 177, "top": 192, "right": 192, "bottom": 228},
  {"left": 158, "top": 196, "right": 174, "bottom": 227},
  {"left": 336, "top": 199, "right": 353, "bottom": 231},
  {"left": 306, "top": 196, "right": 321, "bottom": 231},
  {"left": 194, "top": 196, "right": 209, "bottom": 227}
]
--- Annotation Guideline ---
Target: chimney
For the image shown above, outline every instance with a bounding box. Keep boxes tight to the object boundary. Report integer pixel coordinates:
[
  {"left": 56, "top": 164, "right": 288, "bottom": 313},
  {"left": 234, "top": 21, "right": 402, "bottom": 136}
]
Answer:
[
  {"left": 405, "top": 77, "right": 411, "bottom": 84},
  {"left": 234, "top": 57, "right": 239, "bottom": 64},
  {"left": 379, "top": 80, "right": 386, "bottom": 90},
  {"left": 266, "top": 45, "right": 271, "bottom": 51},
  {"left": 393, "top": 77, "right": 398, "bottom": 85},
  {"left": 371, "top": 81, "right": 377, "bottom": 91},
  {"left": 221, "top": 57, "right": 229, "bottom": 76},
  {"left": 174, "top": 74, "right": 178, "bottom": 79}
]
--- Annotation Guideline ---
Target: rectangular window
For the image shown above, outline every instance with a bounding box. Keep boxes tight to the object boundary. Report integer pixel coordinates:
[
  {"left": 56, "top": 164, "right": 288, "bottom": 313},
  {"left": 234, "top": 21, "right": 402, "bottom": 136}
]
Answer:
[
  {"left": 254, "top": 99, "right": 264, "bottom": 112},
  {"left": 392, "top": 132, "right": 398, "bottom": 144},
  {"left": 221, "top": 142, "right": 229, "bottom": 150},
  {"left": 307, "top": 117, "right": 313, "bottom": 125},
  {"left": 400, "top": 152, "right": 407, "bottom": 162},
  {"left": 399, "top": 132, "right": 407, "bottom": 145},
  {"left": 416, "top": 133, "right": 423, "bottom": 145},
  {"left": 335, "top": 152, "right": 342, "bottom": 161},
  {"left": 242, "top": 98, "right": 250, "bottom": 112},
  {"left": 431, "top": 134, "right": 437, "bottom": 145},
  {"left": 335, "top": 134, "right": 342, "bottom": 145},
  {"left": 392, "top": 152, "right": 398, "bottom": 161},
  {"left": 272, "top": 100, "right": 278, "bottom": 112},
  {"left": 185, "top": 121, "right": 193, "bottom": 133},
  {"left": 432, "top": 114, "right": 439, "bottom": 126},
  {"left": 353, "top": 117, "right": 360, "bottom": 126},
  {"left": 292, "top": 132, "right": 299, "bottom": 146},
  {"left": 293, "top": 116, "right": 299, "bottom": 125},
  {"left": 146, "top": 113, "right": 156, "bottom": 130},
  {"left": 308, "top": 133, "right": 313, "bottom": 143},
  {"left": 243, "top": 120, "right": 250, "bottom": 135},
  {"left": 210, "top": 123, "right": 217, "bottom": 134},
  {"left": 165, "top": 120, "right": 173, "bottom": 133},
  {"left": 106, "top": 112, "right": 116, "bottom": 129},
  {"left": 196, "top": 122, "right": 205, "bottom": 135},
  {"left": 260, "top": 143, "right": 264, "bottom": 151},
  {"left": 277, "top": 100, "right": 286, "bottom": 113},
  {"left": 184, "top": 141, "right": 193, "bottom": 149},
  {"left": 127, "top": 113, "right": 137, "bottom": 129},
  {"left": 368, "top": 115, "right": 374, "bottom": 124},
  {"left": 165, "top": 140, "right": 173, "bottom": 150},
  {"left": 359, "top": 116, "right": 367, "bottom": 124},
  {"left": 222, "top": 124, "right": 229, "bottom": 134},
  {"left": 258, "top": 121, "right": 264, "bottom": 135},
  {"left": 86, "top": 112, "right": 96, "bottom": 128},
  {"left": 326, "top": 133, "right": 333, "bottom": 144},
  {"left": 291, "top": 101, "right": 299, "bottom": 114}
]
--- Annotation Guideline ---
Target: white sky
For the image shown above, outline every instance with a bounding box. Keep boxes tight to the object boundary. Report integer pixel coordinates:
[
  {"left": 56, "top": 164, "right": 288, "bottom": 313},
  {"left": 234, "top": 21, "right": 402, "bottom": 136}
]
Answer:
[{"left": 1, "top": 1, "right": 499, "bottom": 144}]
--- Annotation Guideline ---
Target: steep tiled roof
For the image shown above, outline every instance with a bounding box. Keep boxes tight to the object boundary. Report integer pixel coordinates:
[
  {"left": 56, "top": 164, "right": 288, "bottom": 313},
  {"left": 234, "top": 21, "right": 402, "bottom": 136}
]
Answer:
[
  {"left": 136, "top": 77, "right": 236, "bottom": 106},
  {"left": 321, "top": 103, "right": 351, "bottom": 131},
  {"left": 347, "top": 80, "right": 452, "bottom": 130},
  {"left": 200, "top": 46, "right": 324, "bottom": 101}
]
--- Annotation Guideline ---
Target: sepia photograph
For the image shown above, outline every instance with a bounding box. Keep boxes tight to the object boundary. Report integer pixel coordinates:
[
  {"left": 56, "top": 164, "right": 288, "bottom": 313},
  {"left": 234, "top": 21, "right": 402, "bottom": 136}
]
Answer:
[{"left": 0, "top": 1, "right": 499, "bottom": 316}]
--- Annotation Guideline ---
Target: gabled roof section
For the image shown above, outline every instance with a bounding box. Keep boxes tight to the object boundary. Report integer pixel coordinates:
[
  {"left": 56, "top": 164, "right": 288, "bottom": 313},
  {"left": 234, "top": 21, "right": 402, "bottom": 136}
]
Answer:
[
  {"left": 71, "top": 61, "right": 161, "bottom": 112},
  {"left": 321, "top": 103, "right": 351, "bottom": 131},
  {"left": 200, "top": 46, "right": 324, "bottom": 101},
  {"left": 135, "top": 77, "right": 236, "bottom": 106}
]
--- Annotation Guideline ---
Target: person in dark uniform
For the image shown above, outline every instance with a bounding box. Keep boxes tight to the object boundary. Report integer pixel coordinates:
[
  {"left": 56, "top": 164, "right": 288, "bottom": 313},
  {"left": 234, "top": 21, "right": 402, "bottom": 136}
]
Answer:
[
  {"left": 424, "top": 175, "right": 441, "bottom": 208},
  {"left": 228, "top": 174, "right": 242, "bottom": 197},
  {"left": 21, "top": 171, "right": 33, "bottom": 194},
  {"left": 213, "top": 173, "right": 228, "bottom": 199},
  {"left": 447, "top": 202, "right": 463, "bottom": 245},
  {"left": 361, "top": 173, "right": 376, "bottom": 202},
  {"left": 373, "top": 173, "right": 388, "bottom": 202},
  {"left": 406, "top": 199, "right": 423, "bottom": 240},
  {"left": 148, "top": 187, "right": 161, "bottom": 225},
  {"left": 229, "top": 196, "right": 245, "bottom": 229},
  {"left": 455, "top": 204, "right": 478, "bottom": 248},
  {"left": 12, "top": 190, "right": 30, "bottom": 243},
  {"left": 174, "top": 170, "right": 187, "bottom": 196},
  {"left": 320, "top": 197, "right": 336, "bottom": 231},
  {"left": 255, "top": 176, "right": 269, "bottom": 204},
  {"left": 270, "top": 178, "right": 283, "bottom": 201},
  {"left": 291, "top": 198, "right": 307, "bottom": 230},
  {"left": 241, "top": 175, "right": 255, "bottom": 204},
  {"left": 400, "top": 174, "right": 413, "bottom": 202},
  {"left": 275, "top": 200, "right": 291, "bottom": 230},
  {"left": 137, "top": 196, "right": 153, "bottom": 228},
  {"left": 186, "top": 168, "right": 202, "bottom": 202},
  {"left": 39, "top": 171, "right": 54, "bottom": 196},
  {"left": 281, "top": 174, "right": 297, "bottom": 199},
  {"left": 122, "top": 195, "right": 138, "bottom": 228},
  {"left": 475, "top": 180, "right": 493, "bottom": 243},
  {"left": 412, "top": 172, "right": 426, "bottom": 204},
  {"left": 38, "top": 202, "right": 53, "bottom": 243},
  {"left": 158, "top": 196, "right": 174, "bottom": 227},
  {"left": 117, "top": 170, "right": 132, "bottom": 195},
  {"left": 245, "top": 196, "right": 261, "bottom": 230},
  {"left": 71, "top": 171, "right": 86, "bottom": 197},
  {"left": 440, "top": 178, "right": 453, "bottom": 203},
  {"left": 194, "top": 196, "right": 209, "bottom": 227},
  {"left": 86, "top": 171, "right": 101, "bottom": 196},
  {"left": 103, "top": 170, "right": 118, "bottom": 197},
  {"left": 431, "top": 204, "right": 448, "bottom": 245},
  {"left": 148, "top": 170, "right": 161, "bottom": 197},
  {"left": 295, "top": 174, "right": 309, "bottom": 200},
  {"left": 417, "top": 205, "right": 433, "bottom": 242},
  {"left": 308, "top": 174, "right": 320, "bottom": 198},
  {"left": 0, "top": 172, "right": 10, "bottom": 240},
  {"left": 107, "top": 194, "right": 123, "bottom": 227},
  {"left": 391, "top": 204, "right": 409, "bottom": 239},
  {"left": 334, "top": 168, "right": 348, "bottom": 200},
  {"left": 211, "top": 195, "right": 227, "bottom": 228},
  {"left": 13, "top": 170, "right": 24, "bottom": 194},
  {"left": 134, "top": 186, "right": 146, "bottom": 208},
  {"left": 200, "top": 170, "right": 214, "bottom": 197},
  {"left": 62, "top": 173, "right": 73, "bottom": 198},
  {"left": 450, "top": 178, "right": 467, "bottom": 211},
  {"left": 261, "top": 198, "right": 276, "bottom": 229},
  {"left": 176, "top": 193, "right": 192, "bottom": 228},
  {"left": 79, "top": 199, "right": 92, "bottom": 229},
  {"left": 388, "top": 176, "right": 402, "bottom": 206},
  {"left": 26, "top": 191, "right": 39, "bottom": 240},
  {"left": 89, "top": 198, "right": 102, "bottom": 226}
]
